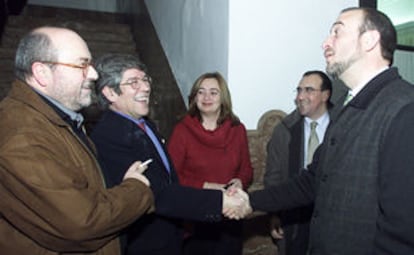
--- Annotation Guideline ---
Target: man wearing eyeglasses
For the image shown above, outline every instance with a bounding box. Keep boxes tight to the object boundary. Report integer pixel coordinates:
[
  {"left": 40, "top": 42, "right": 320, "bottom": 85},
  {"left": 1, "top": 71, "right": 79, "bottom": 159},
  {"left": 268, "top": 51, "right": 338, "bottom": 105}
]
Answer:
[
  {"left": 0, "top": 27, "right": 155, "bottom": 255},
  {"left": 263, "top": 70, "right": 333, "bottom": 255},
  {"left": 90, "top": 53, "right": 244, "bottom": 255}
]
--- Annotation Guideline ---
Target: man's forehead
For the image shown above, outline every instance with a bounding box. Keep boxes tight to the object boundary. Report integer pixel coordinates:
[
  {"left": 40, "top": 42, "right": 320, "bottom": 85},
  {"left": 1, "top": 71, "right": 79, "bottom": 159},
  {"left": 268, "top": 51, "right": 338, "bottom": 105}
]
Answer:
[
  {"left": 332, "top": 10, "right": 363, "bottom": 29},
  {"left": 57, "top": 52, "right": 91, "bottom": 63},
  {"left": 48, "top": 29, "right": 91, "bottom": 61},
  {"left": 298, "top": 75, "right": 322, "bottom": 87},
  {"left": 122, "top": 68, "right": 146, "bottom": 78}
]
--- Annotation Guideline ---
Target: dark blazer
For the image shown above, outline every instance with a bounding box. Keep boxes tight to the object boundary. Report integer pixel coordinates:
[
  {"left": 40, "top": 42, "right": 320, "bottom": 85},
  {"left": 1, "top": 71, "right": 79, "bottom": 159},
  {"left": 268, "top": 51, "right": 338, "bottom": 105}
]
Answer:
[
  {"left": 90, "top": 110, "right": 222, "bottom": 255},
  {"left": 284, "top": 118, "right": 313, "bottom": 255},
  {"left": 265, "top": 110, "right": 319, "bottom": 255},
  {"left": 251, "top": 68, "right": 414, "bottom": 255}
]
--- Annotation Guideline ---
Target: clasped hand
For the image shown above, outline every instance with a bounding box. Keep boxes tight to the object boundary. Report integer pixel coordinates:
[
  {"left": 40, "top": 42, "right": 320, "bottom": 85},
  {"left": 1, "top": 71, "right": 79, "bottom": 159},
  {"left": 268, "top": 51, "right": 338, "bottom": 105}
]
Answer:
[{"left": 222, "top": 186, "right": 252, "bottom": 220}]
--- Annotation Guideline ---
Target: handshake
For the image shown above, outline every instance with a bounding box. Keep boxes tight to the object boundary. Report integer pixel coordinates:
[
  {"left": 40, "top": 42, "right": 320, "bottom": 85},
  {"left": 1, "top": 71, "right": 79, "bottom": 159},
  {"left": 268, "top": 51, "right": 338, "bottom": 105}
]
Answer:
[
  {"left": 221, "top": 180, "right": 253, "bottom": 220},
  {"left": 203, "top": 179, "right": 253, "bottom": 219}
]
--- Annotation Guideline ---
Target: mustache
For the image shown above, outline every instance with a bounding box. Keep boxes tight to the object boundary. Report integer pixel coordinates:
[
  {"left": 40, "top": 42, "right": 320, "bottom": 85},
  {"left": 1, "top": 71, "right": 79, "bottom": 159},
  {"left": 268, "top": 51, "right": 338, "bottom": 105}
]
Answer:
[
  {"left": 81, "top": 80, "right": 95, "bottom": 89},
  {"left": 324, "top": 48, "right": 334, "bottom": 57}
]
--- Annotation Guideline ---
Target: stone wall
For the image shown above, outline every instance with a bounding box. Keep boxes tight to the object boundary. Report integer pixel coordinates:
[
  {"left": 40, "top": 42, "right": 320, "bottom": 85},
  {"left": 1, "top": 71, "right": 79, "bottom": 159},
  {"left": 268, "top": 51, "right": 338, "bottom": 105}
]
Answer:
[{"left": 243, "top": 109, "right": 286, "bottom": 255}]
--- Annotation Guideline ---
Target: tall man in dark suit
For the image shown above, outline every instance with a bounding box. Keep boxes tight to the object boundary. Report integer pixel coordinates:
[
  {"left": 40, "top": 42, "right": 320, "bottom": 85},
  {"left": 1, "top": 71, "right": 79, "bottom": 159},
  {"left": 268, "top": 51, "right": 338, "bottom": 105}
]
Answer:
[
  {"left": 264, "top": 70, "right": 332, "bottom": 255},
  {"left": 228, "top": 7, "right": 414, "bottom": 255},
  {"left": 90, "top": 53, "right": 243, "bottom": 255}
]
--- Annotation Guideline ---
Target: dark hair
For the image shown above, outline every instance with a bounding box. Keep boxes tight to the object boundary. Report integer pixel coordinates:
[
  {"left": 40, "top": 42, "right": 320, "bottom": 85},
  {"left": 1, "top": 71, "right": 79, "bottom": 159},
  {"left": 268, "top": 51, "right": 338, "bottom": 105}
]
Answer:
[
  {"left": 342, "top": 7, "right": 397, "bottom": 65},
  {"left": 187, "top": 72, "right": 240, "bottom": 126},
  {"left": 94, "top": 53, "right": 148, "bottom": 109},
  {"left": 14, "top": 30, "right": 58, "bottom": 81},
  {"left": 303, "top": 70, "right": 333, "bottom": 107}
]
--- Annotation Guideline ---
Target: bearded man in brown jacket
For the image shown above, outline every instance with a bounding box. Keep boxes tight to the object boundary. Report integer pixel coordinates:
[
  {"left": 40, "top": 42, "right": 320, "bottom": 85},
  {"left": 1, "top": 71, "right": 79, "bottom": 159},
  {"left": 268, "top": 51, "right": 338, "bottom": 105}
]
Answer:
[{"left": 0, "top": 26, "right": 154, "bottom": 255}]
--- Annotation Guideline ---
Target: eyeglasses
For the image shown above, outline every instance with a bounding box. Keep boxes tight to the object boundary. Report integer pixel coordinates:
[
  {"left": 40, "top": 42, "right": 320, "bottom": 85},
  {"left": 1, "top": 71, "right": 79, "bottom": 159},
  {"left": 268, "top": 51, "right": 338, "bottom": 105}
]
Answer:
[
  {"left": 120, "top": 76, "right": 152, "bottom": 90},
  {"left": 41, "top": 60, "right": 93, "bottom": 78},
  {"left": 295, "top": 87, "right": 323, "bottom": 94}
]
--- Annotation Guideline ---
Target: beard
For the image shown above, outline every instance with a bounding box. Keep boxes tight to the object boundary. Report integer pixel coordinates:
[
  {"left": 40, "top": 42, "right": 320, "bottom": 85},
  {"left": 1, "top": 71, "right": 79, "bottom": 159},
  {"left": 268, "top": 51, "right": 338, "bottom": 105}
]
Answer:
[
  {"left": 326, "top": 62, "right": 347, "bottom": 80},
  {"left": 81, "top": 80, "right": 95, "bottom": 90},
  {"left": 326, "top": 56, "right": 360, "bottom": 80},
  {"left": 326, "top": 46, "right": 361, "bottom": 80},
  {"left": 69, "top": 80, "right": 94, "bottom": 111}
]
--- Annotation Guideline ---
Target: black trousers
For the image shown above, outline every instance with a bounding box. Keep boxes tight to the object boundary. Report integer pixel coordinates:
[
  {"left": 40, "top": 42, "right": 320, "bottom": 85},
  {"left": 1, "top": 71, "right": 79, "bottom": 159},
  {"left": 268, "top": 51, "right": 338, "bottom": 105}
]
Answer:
[{"left": 183, "top": 220, "right": 243, "bottom": 255}]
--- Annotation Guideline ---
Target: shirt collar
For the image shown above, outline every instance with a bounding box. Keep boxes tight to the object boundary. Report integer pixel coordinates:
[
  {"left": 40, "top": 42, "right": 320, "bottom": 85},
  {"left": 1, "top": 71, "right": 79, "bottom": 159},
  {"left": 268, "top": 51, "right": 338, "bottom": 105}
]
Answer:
[
  {"left": 111, "top": 110, "right": 145, "bottom": 125},
  {"left": 34, "top": 88, "right": 84, "bottom": 128},
  {"left": 304, "top": 111, "right": 329, "bottom": 127}
]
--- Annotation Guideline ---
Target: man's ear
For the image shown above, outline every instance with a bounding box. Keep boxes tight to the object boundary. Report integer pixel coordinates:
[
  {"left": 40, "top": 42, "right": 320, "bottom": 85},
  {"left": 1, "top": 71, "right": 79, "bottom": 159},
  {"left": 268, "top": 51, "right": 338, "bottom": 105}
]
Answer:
[
  {"left": 102, "top": 86, "right": 118, "bottom": 103},
  {"left": 31, "top": 62, "right": 52, "bottom": 87},
  {"left": 322, "top": 90, "right": 331, "bottom": 103},
  {"left": 362, "top": 30, "right": 380, "bottom": 52}
]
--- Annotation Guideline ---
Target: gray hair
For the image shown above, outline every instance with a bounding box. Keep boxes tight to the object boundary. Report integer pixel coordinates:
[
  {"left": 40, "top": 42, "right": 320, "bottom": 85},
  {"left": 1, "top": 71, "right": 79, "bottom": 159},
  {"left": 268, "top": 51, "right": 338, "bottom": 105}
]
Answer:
[
  {"left": 94, "top": 53, "right": 148, "bottom": 109},
  {"left": 14, "top": 30, "right": 58, "bottom": 81}
]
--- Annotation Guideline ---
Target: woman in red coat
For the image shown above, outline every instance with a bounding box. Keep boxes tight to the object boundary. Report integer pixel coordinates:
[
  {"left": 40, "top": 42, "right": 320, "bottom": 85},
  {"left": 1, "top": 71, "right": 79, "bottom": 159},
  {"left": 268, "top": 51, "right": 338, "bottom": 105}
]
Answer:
[{"left": 168, "top": 72, "right": 253, "bottom": 255}]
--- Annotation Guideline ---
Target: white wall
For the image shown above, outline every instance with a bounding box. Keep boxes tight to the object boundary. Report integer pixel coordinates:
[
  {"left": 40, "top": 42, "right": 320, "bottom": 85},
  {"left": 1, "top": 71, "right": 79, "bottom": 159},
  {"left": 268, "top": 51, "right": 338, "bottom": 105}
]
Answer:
[
  {"left": 31, "top": 0, "right": 411, "bottom": 129},
  {"left": 147, "top": 0, "right": 358, "bottom": 129},
  {"left": 228, "top": 0, "right": 358, "bottom": 128},
  {"left": 145, "top": 0, "right": 229, "bottom": 106}
]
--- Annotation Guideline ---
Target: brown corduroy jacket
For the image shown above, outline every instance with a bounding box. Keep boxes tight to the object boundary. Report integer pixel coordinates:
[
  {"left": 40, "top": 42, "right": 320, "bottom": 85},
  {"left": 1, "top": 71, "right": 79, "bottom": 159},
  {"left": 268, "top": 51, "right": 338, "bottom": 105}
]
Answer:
[{"left": 0, "top": 80, "right": 154, "bottom": 255}]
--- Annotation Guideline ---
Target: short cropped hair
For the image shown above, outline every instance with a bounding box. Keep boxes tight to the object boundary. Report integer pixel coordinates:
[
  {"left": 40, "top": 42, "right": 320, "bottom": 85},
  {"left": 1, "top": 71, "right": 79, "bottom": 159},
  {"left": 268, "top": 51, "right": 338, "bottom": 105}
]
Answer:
[
  {"left": 14, "top": 30, "right": 58, "bottom": 81},
  {"left": 303, "top": 70, "right": 333, "bottom": 107}
]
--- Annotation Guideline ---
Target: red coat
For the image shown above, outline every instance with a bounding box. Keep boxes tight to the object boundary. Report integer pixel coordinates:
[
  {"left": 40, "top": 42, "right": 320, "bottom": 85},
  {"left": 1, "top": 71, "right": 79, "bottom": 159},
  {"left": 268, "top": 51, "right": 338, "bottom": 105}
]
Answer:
[{"left": 168, "top": 115, "right": 253, "bottom": 189}]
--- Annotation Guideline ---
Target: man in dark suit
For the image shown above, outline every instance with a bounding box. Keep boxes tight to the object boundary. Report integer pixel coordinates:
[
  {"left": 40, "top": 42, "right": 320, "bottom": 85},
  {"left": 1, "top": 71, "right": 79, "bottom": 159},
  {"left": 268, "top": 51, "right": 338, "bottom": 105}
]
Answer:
[
  {"left": 264, "top": 71, "right": 332, "bottom": 255},
  {"left": 229, "top": 7, "right": 414, "bottom": 255},
  {"left": 90, "top": 53, "right": 242, "bottom": 255}
]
